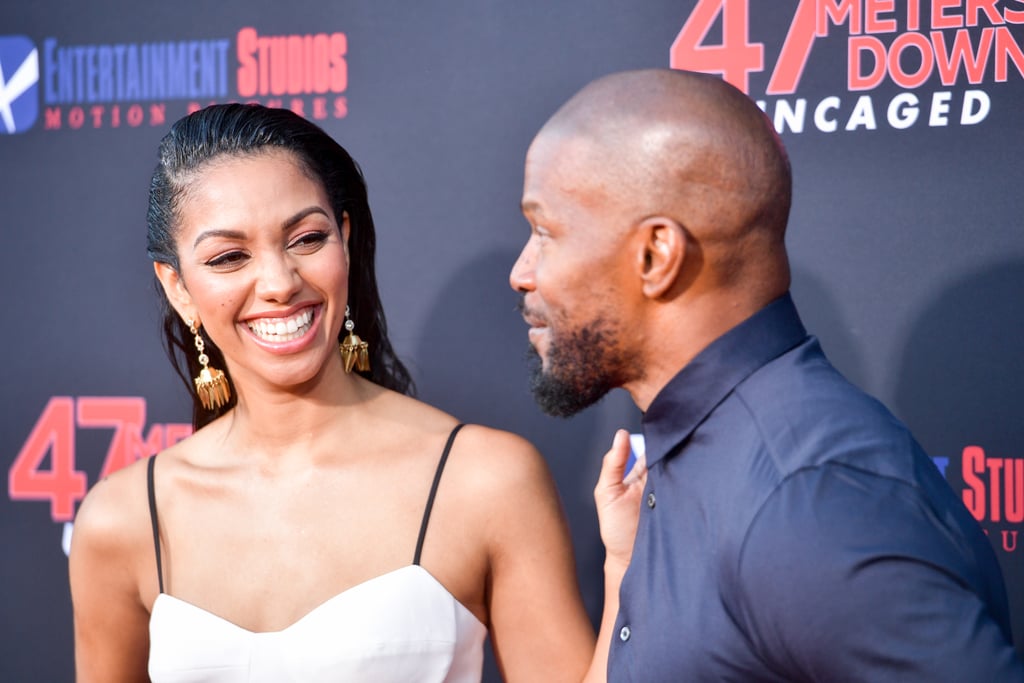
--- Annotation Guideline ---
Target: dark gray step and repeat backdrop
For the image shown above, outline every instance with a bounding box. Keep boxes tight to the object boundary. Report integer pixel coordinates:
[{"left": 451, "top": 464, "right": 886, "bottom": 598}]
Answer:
[{"left": 2, "top": 2, "right": 1022, "bottom": 680}]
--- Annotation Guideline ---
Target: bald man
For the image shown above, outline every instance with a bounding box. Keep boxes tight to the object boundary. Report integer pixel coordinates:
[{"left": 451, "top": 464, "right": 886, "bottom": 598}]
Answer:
[{"left": 511, "top": 69, "right": 1023, "bottom": 682}]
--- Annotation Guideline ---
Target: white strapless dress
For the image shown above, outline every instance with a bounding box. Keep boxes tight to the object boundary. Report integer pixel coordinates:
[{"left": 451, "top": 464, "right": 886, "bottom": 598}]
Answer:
[{"left": 148, "top": 565, "right": 486, "bottom": 682}]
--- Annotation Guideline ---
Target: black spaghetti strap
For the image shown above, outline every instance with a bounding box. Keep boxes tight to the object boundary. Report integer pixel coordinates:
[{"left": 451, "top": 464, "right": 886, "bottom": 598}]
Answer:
[
  {"left": 147, "top": 455, "right": 164, "bottom": 594},
  {"left": 413, "top": 423, "right": 466, "bottom": 566}
]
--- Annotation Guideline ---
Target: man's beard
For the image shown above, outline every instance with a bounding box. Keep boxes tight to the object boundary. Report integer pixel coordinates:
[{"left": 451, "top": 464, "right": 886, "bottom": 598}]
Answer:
[{"left": 527, "top": 319, "right": 635, "bottom": 418}]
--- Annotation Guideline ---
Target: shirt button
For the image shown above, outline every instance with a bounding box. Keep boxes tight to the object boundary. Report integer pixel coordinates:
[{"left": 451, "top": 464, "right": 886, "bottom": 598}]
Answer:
[
  {"left": 646, "top": 491, "right": 656, "bottom": 509},
  {"left": 619, "top": 625, "right": 631, "bottom": 642}
]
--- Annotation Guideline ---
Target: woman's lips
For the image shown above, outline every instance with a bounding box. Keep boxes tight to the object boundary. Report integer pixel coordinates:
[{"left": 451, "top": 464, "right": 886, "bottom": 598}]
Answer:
[{"left": 245, "top": 306, "right": 316, "bottom": 342}]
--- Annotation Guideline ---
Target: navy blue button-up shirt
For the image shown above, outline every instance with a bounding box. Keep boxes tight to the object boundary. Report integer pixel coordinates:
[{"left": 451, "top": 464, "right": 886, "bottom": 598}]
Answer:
[{"left": 609, "top": 294, "right": 1022, "bottom": 682}]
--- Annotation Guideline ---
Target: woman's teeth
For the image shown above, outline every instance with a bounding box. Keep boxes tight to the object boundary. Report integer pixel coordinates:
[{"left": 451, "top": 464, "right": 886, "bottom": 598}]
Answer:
[{"left": 247, "top": 308, "right": 314, "bottom": 342}]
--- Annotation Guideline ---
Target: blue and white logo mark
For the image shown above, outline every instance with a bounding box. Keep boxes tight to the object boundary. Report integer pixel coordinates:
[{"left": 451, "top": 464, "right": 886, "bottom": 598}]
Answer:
[{"left": 0, "top": 36, "right": 39, "bottom": 134}]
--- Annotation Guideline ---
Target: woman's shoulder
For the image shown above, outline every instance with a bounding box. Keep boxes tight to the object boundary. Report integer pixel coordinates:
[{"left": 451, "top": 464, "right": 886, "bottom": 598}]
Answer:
[
  {"left": 374, "top": 387, "right": 552, "bottom": 483},
  {"left": 377, "top": 385, "right": 532, "bottom": 440},
  {"left": 449, "top": 423, "right": 545, "bottom": 470},
  {"left": 378, "top": 390, "right": 549, "bottom": 483},
  {"left": 422, "top": 421, "right": 557, "bottom": 521},
  {"left": 72, "top": 425, "right": 206, "bottom": 547},
  {"left": 71, "top": 454, "right": 153, "bottom": 560}
]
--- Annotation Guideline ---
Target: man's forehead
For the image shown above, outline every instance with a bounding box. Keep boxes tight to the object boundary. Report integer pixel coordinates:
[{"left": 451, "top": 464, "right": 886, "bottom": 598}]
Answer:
[
  {"left": 525, "top": 131, "right": 604, "bottom": 183},
  {"left": 521, "top": 142, "right": 590, "bottom": 213}
]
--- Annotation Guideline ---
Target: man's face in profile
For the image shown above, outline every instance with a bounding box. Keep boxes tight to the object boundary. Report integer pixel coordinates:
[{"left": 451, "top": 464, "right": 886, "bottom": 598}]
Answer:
[{"left": 510, "top": 133, "right": 639, "bottom": 417}]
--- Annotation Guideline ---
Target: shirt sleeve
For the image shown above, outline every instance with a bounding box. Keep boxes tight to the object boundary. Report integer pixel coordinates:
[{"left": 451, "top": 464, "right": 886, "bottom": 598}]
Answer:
[{"left": 729, "top": 462, "right": 1024, "bottom": 683}]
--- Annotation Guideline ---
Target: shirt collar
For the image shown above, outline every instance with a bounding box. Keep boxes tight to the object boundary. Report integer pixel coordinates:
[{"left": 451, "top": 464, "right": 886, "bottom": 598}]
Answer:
[{"left": 641, "top": 292, "right": 808, "bottom": 468}]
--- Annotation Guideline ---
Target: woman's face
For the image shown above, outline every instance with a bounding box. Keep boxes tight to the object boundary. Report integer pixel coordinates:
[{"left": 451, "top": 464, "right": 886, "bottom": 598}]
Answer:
[{"left": 155, "top": 149, "right": 350, "bottom": 394}]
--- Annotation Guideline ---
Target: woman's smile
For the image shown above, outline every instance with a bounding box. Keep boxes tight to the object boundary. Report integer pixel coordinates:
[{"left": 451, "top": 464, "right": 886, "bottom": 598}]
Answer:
[
  {"left": 241, "top": 303, "right": 325, "bottom": 353},
  {"left": 245, "top": 304, "right": 318, "bottom": 342}
]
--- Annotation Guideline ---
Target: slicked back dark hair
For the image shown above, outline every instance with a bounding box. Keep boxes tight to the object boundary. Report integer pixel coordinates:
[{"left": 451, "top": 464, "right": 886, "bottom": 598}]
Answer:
[{"left": 147, "top": 103, "right": 414, "bottom": 429}]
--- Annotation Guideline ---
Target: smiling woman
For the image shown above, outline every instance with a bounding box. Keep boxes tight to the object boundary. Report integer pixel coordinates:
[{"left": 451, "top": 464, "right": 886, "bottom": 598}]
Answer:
[
  {"left": 66, "top": 104, "right": 597, "bottom": 683},
  {"left": 154, "top": 148, "right": 355, "bottom": 410},
  {"left": 144, "top": 104, "right": 411, "bottom": 427}
]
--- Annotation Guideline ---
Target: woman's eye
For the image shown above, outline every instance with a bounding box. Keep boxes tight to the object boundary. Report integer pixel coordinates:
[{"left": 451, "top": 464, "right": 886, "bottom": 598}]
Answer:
[
  {"left": 205, "top": 251, "right": 247, "bottom": 268},
  {"left": 290, "top": 231, "right": 329, "bottom": 250}
]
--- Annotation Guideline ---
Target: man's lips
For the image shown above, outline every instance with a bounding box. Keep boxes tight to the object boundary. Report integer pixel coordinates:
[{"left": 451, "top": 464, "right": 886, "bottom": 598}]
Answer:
[
  {"left": 519, "top": 304, "right": 547, "bottom": 330},
  {"left": 524, "top": 313, "right": 548, "bottom": 344}
]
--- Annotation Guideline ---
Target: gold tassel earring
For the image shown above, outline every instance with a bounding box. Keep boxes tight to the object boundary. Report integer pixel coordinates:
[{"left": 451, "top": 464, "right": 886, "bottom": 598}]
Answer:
[
  {"left": 339, "top": 305, "right": 370, "bottom": 373},
  {"left": 189, "top": 319, "right": 231, "bottom": 410}
]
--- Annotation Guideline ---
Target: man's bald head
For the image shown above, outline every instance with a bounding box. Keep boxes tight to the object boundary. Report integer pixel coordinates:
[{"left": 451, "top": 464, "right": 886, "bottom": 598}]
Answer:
[
  {"left": 532, "top": 69, "right": 792, "bottom": 292},
  {"left": 512, "top": 69, "right": 796, "bottom": 412}
]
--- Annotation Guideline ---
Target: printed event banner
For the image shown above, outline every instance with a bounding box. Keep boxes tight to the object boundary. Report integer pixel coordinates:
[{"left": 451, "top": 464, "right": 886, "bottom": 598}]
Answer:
[{"left": 1, "top": 2, "right": 1021, "bottom": 680}]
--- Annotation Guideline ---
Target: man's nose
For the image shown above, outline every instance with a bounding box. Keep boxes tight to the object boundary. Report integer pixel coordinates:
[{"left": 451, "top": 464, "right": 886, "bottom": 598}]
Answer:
[{"left": 509, "top": 241, "right": 536, "bottom": 293}]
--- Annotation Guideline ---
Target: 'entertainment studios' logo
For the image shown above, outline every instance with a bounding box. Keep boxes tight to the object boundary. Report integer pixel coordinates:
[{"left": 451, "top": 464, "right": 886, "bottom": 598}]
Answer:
[
  {"left": 0, "top": 35, "right": 39, "bottom": 134},
  {"left": 0, "top": 28, "right": 347, "bottom": 133}
]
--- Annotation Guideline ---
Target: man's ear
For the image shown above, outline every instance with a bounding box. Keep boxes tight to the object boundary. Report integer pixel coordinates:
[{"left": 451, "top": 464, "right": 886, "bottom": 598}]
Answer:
[
  {"left": 636, "top": 216, "right": 686, "bottom": 299},
  {"left": 153, "top": 261, "right": 195, "bottom": 322}
]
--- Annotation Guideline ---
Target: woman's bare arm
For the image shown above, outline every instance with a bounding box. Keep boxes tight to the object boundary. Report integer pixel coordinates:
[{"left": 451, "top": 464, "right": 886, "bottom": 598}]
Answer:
[
  {"left": 69, "top": 463, "right": 152, "bottom": 683},
  {"left": 469, "top": 428, "right": 596, "bottom": 682}
]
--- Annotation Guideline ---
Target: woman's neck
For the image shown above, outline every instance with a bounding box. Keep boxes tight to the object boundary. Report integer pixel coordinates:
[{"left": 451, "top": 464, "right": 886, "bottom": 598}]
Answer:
[{"left": 215, "top": 360, "right": 378, "bottom": 464}]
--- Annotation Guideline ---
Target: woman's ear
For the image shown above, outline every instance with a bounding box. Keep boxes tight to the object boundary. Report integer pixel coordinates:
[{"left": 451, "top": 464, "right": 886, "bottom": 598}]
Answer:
[
  {"left": 340, "top": 211, "right": 351, "bottom": 264},
  {"left": 153, "top": 261, "right": 195, "bottom": 322},
  {"left": 636, "top": 216, "right": 686, "bottom": 299}
]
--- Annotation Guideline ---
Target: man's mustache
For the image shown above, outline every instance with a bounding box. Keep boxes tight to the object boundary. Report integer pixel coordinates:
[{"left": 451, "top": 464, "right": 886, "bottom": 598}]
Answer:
[{"left": 515, "top": 297, "right": 547, "bottom": 326}]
